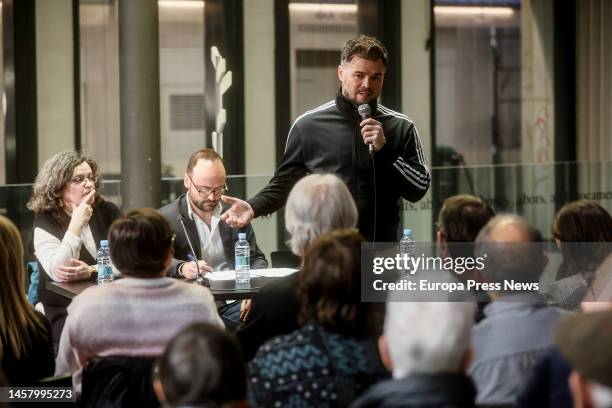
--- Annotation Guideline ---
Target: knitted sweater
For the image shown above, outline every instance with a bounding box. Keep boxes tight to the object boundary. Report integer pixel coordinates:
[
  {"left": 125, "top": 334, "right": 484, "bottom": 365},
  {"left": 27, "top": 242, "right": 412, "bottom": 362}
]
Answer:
[
  {"left": 55, "top": 277, "right": 223, "bottom": 391},
  {"left": 248, "top": 322, "right": 388, "bottom": 407}
]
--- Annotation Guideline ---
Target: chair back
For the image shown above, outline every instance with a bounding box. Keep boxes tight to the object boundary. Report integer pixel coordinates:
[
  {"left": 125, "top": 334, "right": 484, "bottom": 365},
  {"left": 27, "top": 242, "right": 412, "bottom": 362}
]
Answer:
[
  {"left": 38, "top": 373, "right": 72, "bottom": 387},
  {"left": 27, "top": 262, "right": 40, "bottom": 304},
  {"left": 270, "top": 250, "right": 301, "bottom": 268},
  {"left": 81, "top": 355, "right": 159, "bottom": 408}
]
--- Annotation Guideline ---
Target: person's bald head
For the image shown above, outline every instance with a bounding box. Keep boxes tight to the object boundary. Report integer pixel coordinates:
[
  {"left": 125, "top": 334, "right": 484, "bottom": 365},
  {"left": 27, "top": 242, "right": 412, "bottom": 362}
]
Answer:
[
  {"left": 475, "top": 215, "right": 545, "bottom": 295},
  {"left": 477, "top": 215, "right": 540, "bottom": 245}
]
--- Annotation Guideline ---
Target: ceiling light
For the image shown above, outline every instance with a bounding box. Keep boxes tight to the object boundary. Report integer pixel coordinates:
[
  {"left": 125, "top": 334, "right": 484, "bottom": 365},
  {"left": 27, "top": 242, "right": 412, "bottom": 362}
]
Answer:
[
  {"left": 289, "top": 3, "right": 358, "bottom": 13},
  {"left": 434, "top": 6, "right": 515, "bottom": 17},
  {"left": 158, "top": 0, "right": 204, "bottom": 9}
]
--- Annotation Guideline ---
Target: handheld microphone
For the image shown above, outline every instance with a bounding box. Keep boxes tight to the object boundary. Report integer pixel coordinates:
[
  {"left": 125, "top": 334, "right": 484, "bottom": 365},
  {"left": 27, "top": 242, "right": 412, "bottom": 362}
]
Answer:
[
  {"left": 358, "top": 104, "right": 374, "bottom": 153},
  {"left": 178, "top": 215, "right": 205, "bottom": 285},
  {"left": 358, "top": 103, "right": 377, "bottom": 242}
]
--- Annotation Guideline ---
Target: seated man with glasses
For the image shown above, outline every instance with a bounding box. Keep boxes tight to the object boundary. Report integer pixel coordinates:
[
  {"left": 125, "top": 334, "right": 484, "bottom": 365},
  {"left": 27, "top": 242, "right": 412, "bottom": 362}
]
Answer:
[{"left": 159, "top": 149, "right": 268, "bottom": 328}]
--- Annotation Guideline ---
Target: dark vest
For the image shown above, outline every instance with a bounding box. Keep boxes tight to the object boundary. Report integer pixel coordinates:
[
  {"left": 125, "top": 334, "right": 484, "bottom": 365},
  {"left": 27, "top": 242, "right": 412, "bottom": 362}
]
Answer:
[{"left": 33, "top": 200, "right": 122, "bottom": 306}]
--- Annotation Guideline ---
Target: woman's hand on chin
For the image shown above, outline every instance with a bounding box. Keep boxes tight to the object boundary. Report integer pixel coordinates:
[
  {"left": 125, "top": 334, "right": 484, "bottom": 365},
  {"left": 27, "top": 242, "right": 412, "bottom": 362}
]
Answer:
[{"left": 67, "top": 190, "right": 95, "bottom": 236}]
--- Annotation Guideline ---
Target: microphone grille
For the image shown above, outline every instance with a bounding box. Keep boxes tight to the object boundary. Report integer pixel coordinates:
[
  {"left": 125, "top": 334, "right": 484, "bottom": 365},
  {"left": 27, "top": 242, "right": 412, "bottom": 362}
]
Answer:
[{"left": 358, "top": 104, "right": 371, "bottom": 117}]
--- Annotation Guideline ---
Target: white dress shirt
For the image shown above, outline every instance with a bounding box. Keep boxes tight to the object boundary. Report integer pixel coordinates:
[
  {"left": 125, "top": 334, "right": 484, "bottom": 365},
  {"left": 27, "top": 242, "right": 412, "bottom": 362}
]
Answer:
[{"left": 187, "top": 199, "right": 228, "bottom": 270}]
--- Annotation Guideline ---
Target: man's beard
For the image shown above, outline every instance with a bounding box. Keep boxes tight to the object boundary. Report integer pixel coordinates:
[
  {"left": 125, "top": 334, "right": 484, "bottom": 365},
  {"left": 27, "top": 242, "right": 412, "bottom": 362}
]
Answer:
[
  {"left": 343, "top": 87, "right": 373, "bottom": 104},
  {"left": 189, "top": 193, "right": 217, "bottom": 213}
]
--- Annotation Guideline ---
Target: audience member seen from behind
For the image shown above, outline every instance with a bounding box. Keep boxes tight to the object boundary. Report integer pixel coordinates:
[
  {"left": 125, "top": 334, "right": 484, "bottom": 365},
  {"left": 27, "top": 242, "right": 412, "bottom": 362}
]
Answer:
[
  {"left": 154, "top": 322, "right": 247, "bottom": 408},
  {"left": 0, "top": 215, "right": 54, "bottom": 385},
  {"left": 249, "top": 230, "right": 387, "bottom": 407},
  {"left": 55, "top": 209, "right": 223, "bottom": 392},
  {"left": 555, "top": 310, "right": 612, "bottom": 408},
  {"left": 436, "top": 194, "right": 495, "bottom": 318},
  {"left": 236, "top": 173, "right": 358, "bottom": 361},
  {"left": 469, "top": 215, "right": 562, "bottom": 405},
  {"left": 351, "top": 302, "right": 477, "bottom": 408},
  {"left": 545, "top": 200, "right": 612, "bottom": 310},
  {"left": 516, "top": 280, "right": 612, "bottom": 408},
  {"left": 27, "top": 151, "right": 122, "bottom": 347},
  {"left": 582, "top": 253, "right": 612, "bottom": 309}
]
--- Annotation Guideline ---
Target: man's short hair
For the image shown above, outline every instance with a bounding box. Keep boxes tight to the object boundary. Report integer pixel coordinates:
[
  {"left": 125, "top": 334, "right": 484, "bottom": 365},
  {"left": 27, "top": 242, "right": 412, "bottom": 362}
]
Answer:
[
  {"left": 109, "top": 208, "right": 175, "bottom": 278},
  {"left": 438, "top": 194, "right": 495, "bottom": 258},
  {"left": 341, "top": 35, "right": 388, "bottom": 68},
  {"left": 384, "top": 302, "right": 475, "bottom": 378},
  {"left": 186, "top": 149, "right": 223, "bottom": 174},
  {"left": 438, "top": 194, "right": 495, "bottom": 243},
  {"left": 156, "top": 322, "right": 246, "bottom": 406},
  {"left": 285, "top": 174, "right": 358, "bottom": 257}
]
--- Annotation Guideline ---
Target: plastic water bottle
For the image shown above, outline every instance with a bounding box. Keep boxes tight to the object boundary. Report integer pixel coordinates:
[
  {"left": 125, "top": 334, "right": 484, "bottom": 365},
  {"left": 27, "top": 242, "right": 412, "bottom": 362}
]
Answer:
[
  {"left": 399, "top": 229, "right": 416, "bottom": 278},
  {"left": 97, "top": 240, "right": 113, "bottom": 284},
  {"left": 235, "top": 233, "right": 250, "bottom": 288}
]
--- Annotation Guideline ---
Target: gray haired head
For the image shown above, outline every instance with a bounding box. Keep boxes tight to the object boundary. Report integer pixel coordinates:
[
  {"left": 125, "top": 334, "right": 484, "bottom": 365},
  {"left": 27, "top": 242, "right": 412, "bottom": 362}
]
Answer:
[{"left": 285, "top": 174, "right": 358, "bottom": 257}]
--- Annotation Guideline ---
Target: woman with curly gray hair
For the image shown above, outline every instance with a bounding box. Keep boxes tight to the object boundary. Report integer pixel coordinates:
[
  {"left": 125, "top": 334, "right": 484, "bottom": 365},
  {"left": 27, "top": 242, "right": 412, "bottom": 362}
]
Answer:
[
  {"left": 28, "top": 151, "right": 122, "bottom": 347},
  {"left": 237, "top": 173, "right": 358, "bottom": 361}
]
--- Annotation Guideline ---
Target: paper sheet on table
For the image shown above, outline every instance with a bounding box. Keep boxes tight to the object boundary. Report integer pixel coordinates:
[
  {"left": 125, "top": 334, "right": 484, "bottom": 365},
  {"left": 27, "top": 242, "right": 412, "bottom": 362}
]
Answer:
[{"left": 205, "top": 268, "right": 298, "bottom": 281}]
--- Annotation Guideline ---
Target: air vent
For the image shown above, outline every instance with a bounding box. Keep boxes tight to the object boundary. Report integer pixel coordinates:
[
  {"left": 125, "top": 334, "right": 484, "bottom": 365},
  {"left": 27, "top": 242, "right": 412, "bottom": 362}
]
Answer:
[{"left": 170, "top": 94, "right": 205, "bottom": 130}]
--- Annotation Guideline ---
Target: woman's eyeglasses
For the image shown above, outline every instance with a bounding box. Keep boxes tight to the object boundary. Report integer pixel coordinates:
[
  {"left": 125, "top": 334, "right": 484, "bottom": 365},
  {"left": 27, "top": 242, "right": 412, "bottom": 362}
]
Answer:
[{"left": 71, "top": 175, "right": 97, "bottom": 185}]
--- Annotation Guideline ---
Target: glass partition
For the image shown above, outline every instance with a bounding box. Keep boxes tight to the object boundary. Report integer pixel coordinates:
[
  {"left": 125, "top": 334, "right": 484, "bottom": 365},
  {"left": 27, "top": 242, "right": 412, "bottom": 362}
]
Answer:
[
  {"left": 3, "top": 161, "right": 611, "bottom": 263},
  {"left": 405, "top": 161, "right": 612, "bottom": 242}
]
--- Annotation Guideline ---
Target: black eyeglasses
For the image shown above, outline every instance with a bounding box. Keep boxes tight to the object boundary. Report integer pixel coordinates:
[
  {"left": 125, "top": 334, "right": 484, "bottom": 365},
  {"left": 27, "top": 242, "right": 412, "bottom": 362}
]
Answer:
[{"left": 187, "top": 173, "right": 227, "bottom": 197}]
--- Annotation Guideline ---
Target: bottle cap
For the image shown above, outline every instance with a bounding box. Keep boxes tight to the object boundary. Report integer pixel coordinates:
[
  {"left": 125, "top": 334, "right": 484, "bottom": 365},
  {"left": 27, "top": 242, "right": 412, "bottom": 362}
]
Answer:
[
  {"left": 100, "top": 240, "right": 109, "bottom": 247},
  {"left": 403, "top": 229, "right": 412, "bottom": 236},
  {"left": 238, "top": 233, "right": 246, "bottom": 240}
]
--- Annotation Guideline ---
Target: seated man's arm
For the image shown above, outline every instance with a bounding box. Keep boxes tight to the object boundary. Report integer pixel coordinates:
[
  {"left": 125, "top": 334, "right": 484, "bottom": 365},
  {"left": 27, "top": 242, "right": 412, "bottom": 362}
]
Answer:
[
  {"left": 167, "top": 258, "right": 183, "bottom": 278},
  {"left": 158, "top": 202, "right": 202, "bottom": 279}
]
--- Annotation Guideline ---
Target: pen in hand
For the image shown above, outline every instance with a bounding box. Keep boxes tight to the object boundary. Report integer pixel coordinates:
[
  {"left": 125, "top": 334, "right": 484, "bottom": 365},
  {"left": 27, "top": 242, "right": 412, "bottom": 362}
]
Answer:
[
  {"left": 187, "top": 254, "right": 200, "bottom": 274},
  {"left": 186, "top": 254, "right": 214, "bottom": 285},
  {"left": 187, "top": 254, "right": 203, "bottom": 284}
]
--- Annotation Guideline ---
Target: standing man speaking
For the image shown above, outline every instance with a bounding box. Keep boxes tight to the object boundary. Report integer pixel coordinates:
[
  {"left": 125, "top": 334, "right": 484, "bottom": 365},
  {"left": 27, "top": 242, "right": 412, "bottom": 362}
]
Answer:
[{"left": 223, "top": 35, "right": 430, "bottom": 242}]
